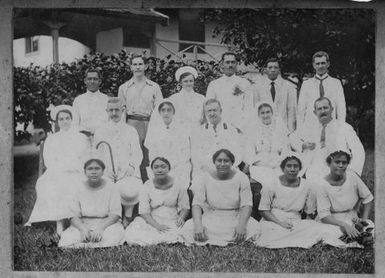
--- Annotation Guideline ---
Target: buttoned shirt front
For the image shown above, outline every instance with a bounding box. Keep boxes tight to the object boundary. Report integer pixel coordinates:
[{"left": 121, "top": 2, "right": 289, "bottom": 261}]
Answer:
[
  {"left": 94, "top": 121, "right": 143, "bottom": 179},
  {"left": 251, "top": 75, "right": 297, "bottom": 132},
  {"left": 289, "top": 119, "right": 365, "bottom": 178},
  {"left": 118, "top": 77, "right": 163, "bottom": 117},
  {"left": 72, "top": 90, "right": 109, "bottom": 134},
  {"left": 191, "top": 120, "right": 242, "bottom": 172},
  {"left": 206, "top": 74, "right": 252, "bottom": 132},
  {"left": 297, "top": 74, "right": 346, "bottom": 130}
]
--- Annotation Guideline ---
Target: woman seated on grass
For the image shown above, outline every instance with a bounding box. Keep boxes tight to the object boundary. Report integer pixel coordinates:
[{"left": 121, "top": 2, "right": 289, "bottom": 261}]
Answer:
[
  {"left": 181, "top": 149, "right": 261, "bottom": 246},
  {"left": 317, "top": 150, "right": 374, "bottom": 248},
  {"left": 255, "top": 154, "right": 326, "bottom": 248},
  {"left": 58, "top": 158, "right": 124, "bottom": 248},
  {"left": 124, "top": 157, "right": 190, "bottom": 245},
  {"left": 243, "top": 101, "right": 290, "bottom": 186},
  {"left": 26, "top": 105, "right": 89, "bottom": 237}
]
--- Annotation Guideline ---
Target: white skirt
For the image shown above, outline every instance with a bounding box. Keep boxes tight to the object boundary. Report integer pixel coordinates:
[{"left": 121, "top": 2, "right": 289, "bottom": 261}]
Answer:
[
  {"left": 58, "top": 218, "right": 125, "bottom": 248},
  {"left": 180, "top": 209, "right": 261, "bottom": 246},
  {"left": 26, "top": 170, "right": 82, "bottom": 224},
  {"left": 124, "top": 206, "right": 185, "bottom": 246},
  {"left": 255, "top": 209, "right": 324, "bottom": 248},
  {"left": 319, "top": 210, "right": 365, "bottom": 248}
]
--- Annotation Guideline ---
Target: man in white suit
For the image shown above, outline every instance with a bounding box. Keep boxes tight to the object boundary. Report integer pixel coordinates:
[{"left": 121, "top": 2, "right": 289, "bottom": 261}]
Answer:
[
  {"left": 297, "top": 51, "right": 346, "bottom": 130},
  {"left": 251, "top": 58, "right": 297, "bottom": 133},
  {"left": 290, "top": 97, "right": 364, "bottom": 181}
]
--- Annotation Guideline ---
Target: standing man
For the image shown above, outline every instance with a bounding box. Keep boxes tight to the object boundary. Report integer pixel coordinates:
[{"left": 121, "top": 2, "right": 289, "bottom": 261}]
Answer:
[
  {"left": 206, "top": 52, "right": 252, "bottom": 133},
  {"left": 72, "top": 68, "right": 109, "bottom": 144},
  {"left": 252, "top": 58, "right": 297, "bottom": 133},
  {"left": 118, "top": 54, "right": 163, "bottom": 181},
  {"left": 94, "top": 97, "right": 143, "bottom": 227},
  {"left": 290, "top": 97, "right": 364, "bottom": 181},
  {"left": 297, "top": 51, "right": 346, "bottom": 130}
]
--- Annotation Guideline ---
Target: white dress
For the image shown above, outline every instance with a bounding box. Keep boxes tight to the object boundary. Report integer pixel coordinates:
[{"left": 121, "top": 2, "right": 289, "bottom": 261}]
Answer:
[
  {"left": 145, "top": 120, "right": 192, "bottom": 189},
  {"left": 244, "top": 108, "right": 290, "bottom": 186},
  {"left": 316, "top": 170, "right": 374, "bottom": 248},
  {"left": 168, "top": 89, "right": 205, "bottom": 129},
  {"left": 27, "top": 129, "right": 89, "bottom": 224},
  {"left": 124, "top": 178, "right": 190, "bottom": 245},
  {"left": 181, "top": 171, "right": 261, "bottom": 246},
  {"left": 58, "top": 178, "right": 125, "bottom": 248},
  {"left": 255, "top": 177, "right": 325, "bottom": 248}
]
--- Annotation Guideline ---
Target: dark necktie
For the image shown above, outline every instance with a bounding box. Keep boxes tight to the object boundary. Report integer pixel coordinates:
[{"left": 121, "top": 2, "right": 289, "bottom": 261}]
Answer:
[
  {"left": 316, "top": 76, "right": 326, "bottom": 98},
  {"left": 320, "top": 124, "right": 326, "bottom": 148},
  {"left": 270, "top": 81, "right": 276, "bottom": 102}
]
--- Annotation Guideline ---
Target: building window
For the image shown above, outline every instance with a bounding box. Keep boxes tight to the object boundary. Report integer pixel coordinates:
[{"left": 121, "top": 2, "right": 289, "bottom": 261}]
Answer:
[
  {"left": 178, "top": 9, "right": 205, "bottom": 53},
  {"left": 25, "top": 36, "right": 39, "bottom": 54},
  {"left": 123, "top": 29, "right": 151, "bottom": 49}
]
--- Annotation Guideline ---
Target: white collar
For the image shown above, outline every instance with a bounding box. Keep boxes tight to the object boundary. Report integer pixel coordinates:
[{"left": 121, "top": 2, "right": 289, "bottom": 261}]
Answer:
[
  {"left": 179, "top": 88, "right": 196, "bottom": 95},
  {"left": 86, "top": 90, "right": 101, "bottom": 96},
  {"left": 315, "top": 73, "right": 329, "bottom": 80}
]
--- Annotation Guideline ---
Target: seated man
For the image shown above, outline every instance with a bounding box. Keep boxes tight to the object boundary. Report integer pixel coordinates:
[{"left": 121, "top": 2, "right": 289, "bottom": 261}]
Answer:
[
  {"left": 94, "top": 97, "right": 143, "bottom": 227},
  {"left": 289, "top": 97, "right": 365, "bottom": 181},
  {"left": 191, "top": 98, "right": 243, "bottom": 182}
]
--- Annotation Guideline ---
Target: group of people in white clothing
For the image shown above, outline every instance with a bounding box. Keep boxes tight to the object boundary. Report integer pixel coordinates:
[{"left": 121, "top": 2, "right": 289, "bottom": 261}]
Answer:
[{"left": 26, "top": 51, "right": 374, "bottom": 249}]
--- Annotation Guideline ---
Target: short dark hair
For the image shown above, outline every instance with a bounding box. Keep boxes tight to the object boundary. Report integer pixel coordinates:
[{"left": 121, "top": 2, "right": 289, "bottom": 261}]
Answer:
[
  {"left": 158, "top": 101, "right": 176, "bottom": 114},
  {"left": 212, "top": 149, "right": 235, "bottom": 165},
  {"left": 266, "top": 58, "right": 280, "bottom": 67},
  {"left": 312, "top": 51, "right": 329, "bottom": 63},
  {"left": 85, "top": 68, "right": 103, "bottom": 79},
  {"left": 130, "top": 54, "right": 148, "bottom": 65},
  {"left": 84, "top": 159, "right": 106, "bottom": 171},
  {"left": 150, "top": 157, "right": 171, "bottom": 170},
  {"left": 326, "top": 151, "right": 351, "bottom": 165},
  {"left": 221, "top": 51, "right": 238, "bottom": 62},
  {"left": 280, "top": 156, "right": 302, "bottom": 171},
  {"left": 56, "top": 109, "right": 73, "bottom": 122},
  {"left": 257, "top": 103, "right": 273, "bottom": 114},
  {"left": 204, "top": 98, "right": 222, "bottom": 110},
  {"left": 314, "top": 97, "right": 333, "bottom": 110}
]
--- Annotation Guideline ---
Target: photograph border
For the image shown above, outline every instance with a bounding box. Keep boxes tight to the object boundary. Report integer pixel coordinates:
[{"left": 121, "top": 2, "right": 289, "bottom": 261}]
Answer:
[{"left": 1, "top": 0, "right": 384, "bottom": 277}]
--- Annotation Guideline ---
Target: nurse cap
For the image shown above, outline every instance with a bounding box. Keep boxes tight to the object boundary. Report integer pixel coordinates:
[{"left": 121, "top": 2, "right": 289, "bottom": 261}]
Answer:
[
  {"left": 50, "top": 104, "right": 74, "bottom": 121},
  {"left": 175, "top": 66, "right": 198, "bottom": 82}
]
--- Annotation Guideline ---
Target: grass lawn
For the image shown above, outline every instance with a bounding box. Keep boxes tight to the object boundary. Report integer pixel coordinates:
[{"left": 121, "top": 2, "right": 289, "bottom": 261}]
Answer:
[{"left": 13, "top": 150, "right": 375, "bottom": 273}]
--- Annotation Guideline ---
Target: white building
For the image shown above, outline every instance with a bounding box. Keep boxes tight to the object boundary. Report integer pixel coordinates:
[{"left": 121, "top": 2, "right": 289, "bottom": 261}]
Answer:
[
  {"left": 13, "top": 36, "right": 89, "bottom": 67},
  {"left": 13, "top": 8, "right": 229, "bottom": 67}
]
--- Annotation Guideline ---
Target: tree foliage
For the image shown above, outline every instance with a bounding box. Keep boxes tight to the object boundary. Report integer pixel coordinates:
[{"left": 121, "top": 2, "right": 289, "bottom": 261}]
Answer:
[
  {"left": 203, "top": 9, "right": 374, "bottom": 147},
  {"left": 14, "top": 51, "right": 222, "bottom": 141}
]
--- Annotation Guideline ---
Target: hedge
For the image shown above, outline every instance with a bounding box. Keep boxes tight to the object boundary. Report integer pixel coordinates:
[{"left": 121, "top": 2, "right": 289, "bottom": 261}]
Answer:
[{"left": 14, "top": 50, "right": 374, "bottom": 148}]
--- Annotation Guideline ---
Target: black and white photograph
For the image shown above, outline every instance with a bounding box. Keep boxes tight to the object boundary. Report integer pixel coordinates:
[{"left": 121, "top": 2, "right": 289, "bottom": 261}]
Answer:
[{"left": 2, "top": 0, "right": 383, "bottom": 275}]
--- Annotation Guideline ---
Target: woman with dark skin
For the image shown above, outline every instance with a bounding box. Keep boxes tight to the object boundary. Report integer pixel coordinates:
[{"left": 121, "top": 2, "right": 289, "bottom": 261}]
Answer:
[
  {"left": 181, "top": 149, "right": 260, "bottom": 246},
  {"left": 59, "top": 159, "right": 124, "bottom": 248},
  {"left": 124, "top": 157, "right": 190, "bottom": 245},
  {"left": 255, "top": 154, "right": 326, "bottom": 248},
  {"left": 317, "top": 151, "right": 373, "bottom": 246}
]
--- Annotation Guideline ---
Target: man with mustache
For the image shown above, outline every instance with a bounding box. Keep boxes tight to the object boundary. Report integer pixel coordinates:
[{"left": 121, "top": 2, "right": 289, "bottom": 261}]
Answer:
[
  {"left": 297, "top": 51, "right": 346, "bottom": 131},
  {"left": 118, "top": 54, "right": 163, "bottom": 181},
  {"left": 93, "top": 97, "right": 143, "bottom": 227},
  {"left": 289, "top": 97, "right": 364, "bottom": 181},
  {"left": 205, "top": 52, "right": 253, "bottom": 134},
  {"left": 72, "top": 68, "right": 109, "bottom": 145},
  {"left": 191, "top": 98, "right": 242, "bottom": 180}
]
